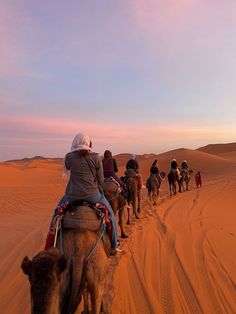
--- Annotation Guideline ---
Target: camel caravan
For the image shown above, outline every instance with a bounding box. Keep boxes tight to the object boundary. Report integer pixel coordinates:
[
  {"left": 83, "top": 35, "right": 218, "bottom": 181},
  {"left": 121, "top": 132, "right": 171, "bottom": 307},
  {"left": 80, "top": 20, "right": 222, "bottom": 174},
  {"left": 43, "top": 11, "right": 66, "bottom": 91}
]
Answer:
[{"left": 21, "top": 133, "right": 196, "bottom": 314}]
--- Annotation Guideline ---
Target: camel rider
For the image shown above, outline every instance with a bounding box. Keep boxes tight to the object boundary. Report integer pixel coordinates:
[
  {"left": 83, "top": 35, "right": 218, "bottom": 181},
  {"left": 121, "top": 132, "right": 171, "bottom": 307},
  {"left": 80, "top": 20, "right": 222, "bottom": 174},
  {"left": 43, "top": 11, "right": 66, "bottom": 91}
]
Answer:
[
  {"left": 171, "top": 158, "right": 181, "bottom": 180},
  {"left": 102, "top": 150, "right": 127, "bottom": 198},
  {"left": 126, "top": 153, "right": 143, "bottom": 188},
  {"left": 150, "top": 159, "right": 162, "bottom": 185},
  {"left": 102, "top": 150, "right": 119, "bottom": 178},
  {"left": 45, "top": 133, "right": 119, "bottom": 253},
  {"left": 195, "top": 171, "right": 202, "bottom": 188},
  {"left": 181, "top": 160, "right": 188, "bottom": 172},
  {"left": 126, "top": 153, "right": 139, "bottom": 173}
]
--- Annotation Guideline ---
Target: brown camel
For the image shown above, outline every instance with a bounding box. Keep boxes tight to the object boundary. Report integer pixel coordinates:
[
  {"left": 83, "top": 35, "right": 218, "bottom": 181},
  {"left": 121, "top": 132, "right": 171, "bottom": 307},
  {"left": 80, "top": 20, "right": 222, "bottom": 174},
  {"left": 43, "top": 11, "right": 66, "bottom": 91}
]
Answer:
[
  {"left": 103, "top": 180, "right": 128, "bottom": 238},
  {"left": 167, "top": 169, "right": 179, "bottom": 196},
  {"left": 147, "top": 172, "right": 166, "bottom": 205},
  {"left": 179, "top": 169, "right": 193, "bottom": 192},
  {"left": 21, "top": 225, "right": 110, "bottom": 314},
  {"left": 126, "top": 176, "right": 141, "bottom": 224}
]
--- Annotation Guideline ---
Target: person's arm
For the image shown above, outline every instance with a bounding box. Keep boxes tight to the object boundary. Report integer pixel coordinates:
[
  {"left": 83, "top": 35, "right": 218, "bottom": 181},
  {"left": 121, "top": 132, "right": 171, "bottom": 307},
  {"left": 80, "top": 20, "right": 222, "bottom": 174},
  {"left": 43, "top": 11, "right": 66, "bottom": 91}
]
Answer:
[
  {"left": 65, "top": 153, "right": 71, "bottom": 170},
  {"left": 113, "top": 159, "right": 118, "bottom": 173},
  {"left": 136, "top": 160, "right": 139, "bottom": 170},
  {"left": 96, "top": 157, "right": 104, "bottom": 186}
]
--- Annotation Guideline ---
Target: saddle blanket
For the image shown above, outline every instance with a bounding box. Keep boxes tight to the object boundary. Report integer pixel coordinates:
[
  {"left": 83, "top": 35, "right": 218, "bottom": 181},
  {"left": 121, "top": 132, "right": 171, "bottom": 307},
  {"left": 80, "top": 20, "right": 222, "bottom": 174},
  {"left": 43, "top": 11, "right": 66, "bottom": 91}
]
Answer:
[{"left": 45, "top": 200, "right": 112, "bottom": 250}]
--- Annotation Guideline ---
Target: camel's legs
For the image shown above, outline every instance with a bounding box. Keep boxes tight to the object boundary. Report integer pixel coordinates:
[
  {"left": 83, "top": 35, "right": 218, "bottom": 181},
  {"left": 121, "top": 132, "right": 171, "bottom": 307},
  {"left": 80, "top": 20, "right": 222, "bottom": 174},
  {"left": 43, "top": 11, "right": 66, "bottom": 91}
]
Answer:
[
  {"left": 83, "top": 287, "right": 89, "bottom": 314},
  {"left": 119, "top": 206, "right": 128, "bottom": 238},
  {"left": 137, "top": 189, "right": 141, "bottom": 213},
  {"left": 89, "top": 281, "right": 105, "bottom": 314},
  {"left": 127, "top": 205, "right": 131, "bottom": 224}
]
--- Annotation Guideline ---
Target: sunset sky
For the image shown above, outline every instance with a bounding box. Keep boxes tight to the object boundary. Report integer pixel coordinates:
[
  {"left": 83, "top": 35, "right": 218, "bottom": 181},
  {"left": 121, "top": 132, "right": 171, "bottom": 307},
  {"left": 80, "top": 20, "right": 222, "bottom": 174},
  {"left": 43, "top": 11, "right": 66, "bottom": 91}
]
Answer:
[{"left": 1, "top": 0, "right": 236, "bottom": 161}]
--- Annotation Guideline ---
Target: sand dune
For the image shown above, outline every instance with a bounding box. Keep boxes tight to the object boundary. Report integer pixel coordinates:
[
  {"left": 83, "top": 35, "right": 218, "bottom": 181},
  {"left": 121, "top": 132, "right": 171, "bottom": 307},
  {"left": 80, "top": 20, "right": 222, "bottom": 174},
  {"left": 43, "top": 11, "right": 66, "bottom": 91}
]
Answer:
[
  {"left": 0, "top": 148, "right": 236, "bottom": 313},
  {"left": 197, "top": 142, "right": 236, "bottom": 155}
]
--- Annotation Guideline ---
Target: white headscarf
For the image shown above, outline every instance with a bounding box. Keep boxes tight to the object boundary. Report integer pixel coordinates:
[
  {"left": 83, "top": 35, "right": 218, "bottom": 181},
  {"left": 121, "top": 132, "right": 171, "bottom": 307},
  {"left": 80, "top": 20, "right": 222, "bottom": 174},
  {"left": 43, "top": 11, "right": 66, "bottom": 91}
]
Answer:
[
  {"left": 62, "top": 133, "right": 92, "bottom": 179},
  {"left": 130, "top": 153, "right": 136, "bottom": 160},
  {"left": 70, "top": 133, "right": 91, "bottom": 152}
]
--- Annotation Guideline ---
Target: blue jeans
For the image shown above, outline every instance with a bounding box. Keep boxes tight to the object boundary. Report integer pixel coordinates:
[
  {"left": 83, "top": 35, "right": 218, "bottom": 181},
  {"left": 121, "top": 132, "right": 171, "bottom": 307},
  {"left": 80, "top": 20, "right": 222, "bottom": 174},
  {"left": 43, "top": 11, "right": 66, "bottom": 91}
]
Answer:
[
  {"left": 86, "top": 193, "right": 118, "bottom": 249},
  {"left": 52, "top": 193, "right": 118, "bottom": 249}
]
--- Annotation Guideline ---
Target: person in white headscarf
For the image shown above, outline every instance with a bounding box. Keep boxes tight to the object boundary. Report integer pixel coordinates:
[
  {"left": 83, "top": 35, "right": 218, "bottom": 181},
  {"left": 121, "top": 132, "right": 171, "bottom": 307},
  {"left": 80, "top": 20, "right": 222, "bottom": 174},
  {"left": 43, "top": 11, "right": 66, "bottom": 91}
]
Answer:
[{"left": 46, "top": 132, "right": 118, "bottom": 251}]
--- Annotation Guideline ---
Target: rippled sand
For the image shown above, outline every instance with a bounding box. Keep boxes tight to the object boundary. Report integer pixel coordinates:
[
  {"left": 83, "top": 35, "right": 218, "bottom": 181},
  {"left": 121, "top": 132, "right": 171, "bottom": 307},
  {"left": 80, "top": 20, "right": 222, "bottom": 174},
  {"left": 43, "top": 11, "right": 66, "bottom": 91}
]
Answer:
[{"left": 0, "top": 146, "right": 235, "bottom": 313}]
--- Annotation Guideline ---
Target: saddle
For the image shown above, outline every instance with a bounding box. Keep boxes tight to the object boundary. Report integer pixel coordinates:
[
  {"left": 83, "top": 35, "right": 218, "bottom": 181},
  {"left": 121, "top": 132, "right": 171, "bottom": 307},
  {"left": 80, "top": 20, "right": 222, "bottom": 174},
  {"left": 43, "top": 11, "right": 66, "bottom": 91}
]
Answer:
[
  {"left": 63, "top": 203, "right": 101, "bottom": 231},
  {"left": 102, "top": 177, "right": 122, "bottom": 194},
  {"left": 45, "top": 200, "right": 112, "bottom": 250},
  {"left": 181, "top": 168, "right": 188, "bottom": 174},
  {"left": 125, "top": 169, "right": 143, "bottom": 188},
  {"left": 146, "top": 174, "right": 160, "bottom": 191},
  {"left": 125, "top": 169, "right": 137, "bottom": 178}
]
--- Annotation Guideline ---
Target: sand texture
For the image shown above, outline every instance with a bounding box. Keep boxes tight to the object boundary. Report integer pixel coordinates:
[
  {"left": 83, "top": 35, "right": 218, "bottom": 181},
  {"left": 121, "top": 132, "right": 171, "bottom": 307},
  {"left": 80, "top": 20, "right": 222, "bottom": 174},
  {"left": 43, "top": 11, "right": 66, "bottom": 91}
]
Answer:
[{"left": 0, "top": 146, "right": 236, "bottom": 313}]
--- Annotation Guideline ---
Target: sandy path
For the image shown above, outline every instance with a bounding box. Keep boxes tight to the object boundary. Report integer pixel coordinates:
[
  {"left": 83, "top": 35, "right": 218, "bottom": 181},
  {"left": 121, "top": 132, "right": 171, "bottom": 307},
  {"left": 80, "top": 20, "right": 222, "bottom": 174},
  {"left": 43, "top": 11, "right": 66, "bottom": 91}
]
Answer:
[{"left": 111, "top": 177, "right": 236, "bottom": 314}]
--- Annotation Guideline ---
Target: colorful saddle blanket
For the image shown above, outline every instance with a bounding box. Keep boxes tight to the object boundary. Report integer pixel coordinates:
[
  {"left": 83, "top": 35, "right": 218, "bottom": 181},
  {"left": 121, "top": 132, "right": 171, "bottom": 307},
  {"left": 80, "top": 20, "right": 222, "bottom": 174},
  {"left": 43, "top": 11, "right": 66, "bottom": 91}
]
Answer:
[{"left": 45, "top": 200, "right": 112, "bottom": 250}]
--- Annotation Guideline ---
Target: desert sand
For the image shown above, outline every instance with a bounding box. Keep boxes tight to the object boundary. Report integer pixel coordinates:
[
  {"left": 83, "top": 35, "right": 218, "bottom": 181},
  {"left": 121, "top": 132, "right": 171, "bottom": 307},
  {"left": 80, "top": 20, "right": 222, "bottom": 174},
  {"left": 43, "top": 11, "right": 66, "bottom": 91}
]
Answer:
[{"left": 0, "top": 145, "right": 236, "bottom": 314}]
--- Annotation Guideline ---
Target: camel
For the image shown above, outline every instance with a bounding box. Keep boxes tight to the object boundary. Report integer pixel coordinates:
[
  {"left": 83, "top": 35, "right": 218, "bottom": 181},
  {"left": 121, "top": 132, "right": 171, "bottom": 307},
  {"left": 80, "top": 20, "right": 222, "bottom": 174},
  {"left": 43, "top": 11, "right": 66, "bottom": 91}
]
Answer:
[
  {"left": 147, "top": 172, "right": 166, "bottom": 205},
  {"left": 125, "top": 176, "right": 141, "bottom": 224},
  {"left": 167, "top": 169, "right": 179, "bottom": 196},
  {"left": 21, "top": 224, "right": 110, "bottom": 314},
  {"left": 179, "top": 169, "right": 193, "bottom": 192},
  {"left": 103, "top": 180, "right": 128, "bottom": 238}
]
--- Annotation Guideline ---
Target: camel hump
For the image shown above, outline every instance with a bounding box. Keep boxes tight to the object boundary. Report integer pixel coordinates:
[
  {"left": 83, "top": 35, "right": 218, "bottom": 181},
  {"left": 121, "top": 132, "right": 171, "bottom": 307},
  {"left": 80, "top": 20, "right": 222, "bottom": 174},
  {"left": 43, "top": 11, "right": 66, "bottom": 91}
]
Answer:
[
  {"left": 62, "top": 205, "right": 101, "bottom": 231},
  {"left": 102, "top": 180, "right": 120, "bottom": 193}
]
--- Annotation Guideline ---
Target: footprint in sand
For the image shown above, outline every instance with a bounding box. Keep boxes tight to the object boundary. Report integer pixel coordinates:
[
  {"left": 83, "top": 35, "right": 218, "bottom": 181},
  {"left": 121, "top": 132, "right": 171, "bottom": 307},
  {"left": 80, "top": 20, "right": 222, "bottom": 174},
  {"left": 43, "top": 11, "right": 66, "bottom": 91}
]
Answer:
[{"left": 229, "top": 233, "right": 234, "bottom": 236}]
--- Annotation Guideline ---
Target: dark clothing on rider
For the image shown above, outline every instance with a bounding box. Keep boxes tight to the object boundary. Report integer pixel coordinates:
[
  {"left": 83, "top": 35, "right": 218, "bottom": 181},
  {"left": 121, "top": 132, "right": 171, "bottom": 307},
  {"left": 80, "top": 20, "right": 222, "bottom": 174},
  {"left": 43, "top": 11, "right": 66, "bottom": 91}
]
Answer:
[
  {"left": 126, "top": 159, "right": 139, "bottom": 172},
  {"left": 150, "top": 165, "right": 159, "bottom": 175},
  {"left": 103, "top": 156, "right": 126, "bottom": 196},
  {"left": 102, "top": 157, "right": 118, "bottom": 177},
  {"left": 181, "top": 162, "right": 188, "bottom": 170},
  {"left": 171, "top": 160, "right": 178, "bottom": 169}
]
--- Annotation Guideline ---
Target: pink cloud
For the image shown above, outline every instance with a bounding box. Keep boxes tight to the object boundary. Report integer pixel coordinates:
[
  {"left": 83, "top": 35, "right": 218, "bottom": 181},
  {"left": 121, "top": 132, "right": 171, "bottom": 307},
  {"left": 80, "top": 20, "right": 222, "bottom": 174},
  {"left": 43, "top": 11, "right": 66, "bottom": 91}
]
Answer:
[
  {"left": 0, "top": 113, "right": 235, "bottom": 160},
  {"left": 1, "top": 113, "right": 234, "bottom": 143}
]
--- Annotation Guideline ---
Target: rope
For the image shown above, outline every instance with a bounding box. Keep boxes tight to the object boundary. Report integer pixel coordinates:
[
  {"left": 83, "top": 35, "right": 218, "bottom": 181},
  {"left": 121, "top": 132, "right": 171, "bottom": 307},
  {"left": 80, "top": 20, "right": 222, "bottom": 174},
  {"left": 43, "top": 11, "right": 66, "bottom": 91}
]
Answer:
[
  {"left": 59, "top": 218, "right": 64, "bottom": 254},
  {"left": 53, "top": 216, "right": 61, "bottom": 248},
  {"left": 84, "top": 223, "right": 106, "bottom": 263},
  {"left": 107, "top": 189, "right": 119, "bottom": 202}
]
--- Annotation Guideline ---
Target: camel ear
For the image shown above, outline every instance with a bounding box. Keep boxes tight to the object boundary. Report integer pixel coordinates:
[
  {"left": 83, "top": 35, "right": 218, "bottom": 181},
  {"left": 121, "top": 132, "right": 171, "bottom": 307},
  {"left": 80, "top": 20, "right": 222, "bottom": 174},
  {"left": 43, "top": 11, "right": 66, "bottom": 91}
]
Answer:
[
  {"left": 21, "top": 256, "right": 32, "bottom": 276},
  {"left": 56, "top": 255, "right": 67, "bottom": 275}
]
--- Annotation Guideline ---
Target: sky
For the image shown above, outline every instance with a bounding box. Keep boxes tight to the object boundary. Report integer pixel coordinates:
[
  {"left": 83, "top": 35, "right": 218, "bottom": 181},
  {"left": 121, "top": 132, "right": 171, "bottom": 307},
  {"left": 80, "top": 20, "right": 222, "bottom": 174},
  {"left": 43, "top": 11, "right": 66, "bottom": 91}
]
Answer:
[{"left": 0, "top": 0, "right": 236, "bottom": 161}]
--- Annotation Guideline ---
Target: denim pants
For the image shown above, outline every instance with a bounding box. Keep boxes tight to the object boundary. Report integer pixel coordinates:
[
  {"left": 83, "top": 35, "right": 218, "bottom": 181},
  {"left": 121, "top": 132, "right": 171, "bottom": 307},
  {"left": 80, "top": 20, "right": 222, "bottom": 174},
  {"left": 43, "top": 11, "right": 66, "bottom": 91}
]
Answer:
[
  {"left": 52, "top": 193, "right": 118, "bottom": 249},
  {"left": 86, "top": 192, "right": 118, "bottom": 249}
]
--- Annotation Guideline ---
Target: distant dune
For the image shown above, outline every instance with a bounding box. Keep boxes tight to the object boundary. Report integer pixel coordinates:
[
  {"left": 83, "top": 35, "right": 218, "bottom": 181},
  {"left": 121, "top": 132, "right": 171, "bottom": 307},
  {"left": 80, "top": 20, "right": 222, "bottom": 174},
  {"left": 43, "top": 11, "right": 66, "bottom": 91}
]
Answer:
[
  {"left": 116, "top": 147, "right": 236, "bottom": 181},
  {"left": 197, "top": 142, "right": 236, "bottom": 155}
]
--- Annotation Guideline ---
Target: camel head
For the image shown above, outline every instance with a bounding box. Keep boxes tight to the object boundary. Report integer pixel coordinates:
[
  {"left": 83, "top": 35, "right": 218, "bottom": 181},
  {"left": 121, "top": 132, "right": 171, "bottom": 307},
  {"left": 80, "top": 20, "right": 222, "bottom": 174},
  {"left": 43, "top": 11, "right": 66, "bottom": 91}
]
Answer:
[{"left": 21, "top": 248, "right": 67, "bottom": 314}]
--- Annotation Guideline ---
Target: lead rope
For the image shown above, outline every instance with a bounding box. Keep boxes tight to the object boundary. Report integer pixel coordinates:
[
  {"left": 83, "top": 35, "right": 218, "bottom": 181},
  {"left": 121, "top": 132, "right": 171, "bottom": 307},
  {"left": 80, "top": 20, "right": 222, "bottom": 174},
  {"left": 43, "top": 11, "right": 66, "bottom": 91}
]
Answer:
[
  {"left": 53, "top": 216, "right": 62, "bottom": 248},
  {"left": 84, "top": 223, "right": 106, "bottom": 263}
]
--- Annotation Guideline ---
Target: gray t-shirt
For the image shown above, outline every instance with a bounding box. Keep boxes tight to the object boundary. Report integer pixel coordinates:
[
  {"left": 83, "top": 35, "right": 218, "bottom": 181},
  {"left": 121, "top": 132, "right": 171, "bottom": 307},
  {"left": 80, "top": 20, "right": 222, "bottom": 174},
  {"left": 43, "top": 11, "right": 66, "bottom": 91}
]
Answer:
[{"left": 64, "top": 151, "right": 104, "bottom": 199}]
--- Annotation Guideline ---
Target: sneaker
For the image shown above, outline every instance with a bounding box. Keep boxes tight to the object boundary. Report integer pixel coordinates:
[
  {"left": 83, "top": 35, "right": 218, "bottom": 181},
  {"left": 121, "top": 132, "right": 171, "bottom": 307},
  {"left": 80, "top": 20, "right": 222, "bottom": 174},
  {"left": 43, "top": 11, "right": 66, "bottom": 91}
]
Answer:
[
  {"left": 116, "top": 241, "right": 123, "bottom": 252},
  {"left": 116, "top": 247, "right": 123, "bottom": 252}
]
